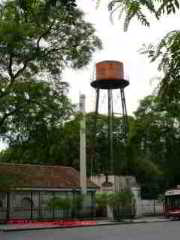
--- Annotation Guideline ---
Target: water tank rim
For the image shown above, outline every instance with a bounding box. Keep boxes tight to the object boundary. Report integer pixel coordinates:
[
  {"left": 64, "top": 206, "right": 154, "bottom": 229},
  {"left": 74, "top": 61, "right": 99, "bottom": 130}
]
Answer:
[
  {"left": 91, "top": 79, "right": 129, "bottom": 89},
  {"left": 96, "top": 60, "right": 123, "bottom": 65}
]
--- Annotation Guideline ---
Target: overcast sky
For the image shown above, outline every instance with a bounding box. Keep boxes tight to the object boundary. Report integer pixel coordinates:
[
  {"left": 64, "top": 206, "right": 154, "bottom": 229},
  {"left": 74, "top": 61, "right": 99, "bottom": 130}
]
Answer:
[{"left": 63, "top": 0, "right": 180, "bottom": 116}]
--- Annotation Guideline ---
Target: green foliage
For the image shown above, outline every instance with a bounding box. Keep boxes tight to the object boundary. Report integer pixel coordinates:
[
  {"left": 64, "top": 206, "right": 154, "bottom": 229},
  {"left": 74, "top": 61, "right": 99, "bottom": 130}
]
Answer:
[
  {"left": 138, "top": 29, "right": 180, "bottom": 194},
  {"left": 108, "top": 190, "right": 134, "bottom": 208},
  {"left": 48, "top": 194, "right": 84, "bottom": 210},
  {"left": 95, "top": 192, "right": 109, "bottom": 208},
  {"left": 96, "top": 190, "right": 134, "bottom": 208},
  {"left": 157, "top": 0, "right": 180, "bottom": 15},
  {"left": 0, "top": 0, "right": 102, "bottom": 141},
  {"left": 85, "top": 112, "right": 131, "bottom": 175},
  {"left": 0, "top": 79, "right": 75, "bottom": 165},
  {"left": 0, "top": 0, "right": 102, "bottom": 165},
  {"left": 0, "top": 174, "right": 20, "bottom": 191},
  {"left": 129, "top": 94, "right": 180, "bottom": 196},
  {"left": 48, "top": 197, "right": 72, "bottom": 210},
  {"left": 97, "top": 0, "right": 180, "bottom": 198},
  {"left": 140, "top": 31, "right": 180, "bottom": 103},
  {"left": 0, "top": 80, "right": 73, "bottom": 142},
  {"left": 99, "top": 0, "right": 179, "bottom": 31},
  {"left": 138, "top": 24, "right": 180, "bottom": 195},
  {"left": 72, "top": 194, "right": 84, "bottom": 210}
]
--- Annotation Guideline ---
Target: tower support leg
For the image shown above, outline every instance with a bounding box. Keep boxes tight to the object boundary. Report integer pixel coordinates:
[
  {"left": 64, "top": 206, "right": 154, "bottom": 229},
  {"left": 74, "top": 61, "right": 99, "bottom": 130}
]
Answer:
[
  {"left": 120, "top": 88, "right": 128, "bottom": 143},
  {"left": 108, "top": 89, "right": 113, "bottom": 178},
  {"left": 91, "top": 88, "right": 100, "bottom": 178}
]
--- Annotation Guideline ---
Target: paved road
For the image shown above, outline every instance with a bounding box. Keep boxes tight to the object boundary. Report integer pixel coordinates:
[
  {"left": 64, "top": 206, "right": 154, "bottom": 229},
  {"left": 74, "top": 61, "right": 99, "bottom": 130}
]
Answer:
[{"left": 1, "top": 221, "right": 180, "bottom": 240}]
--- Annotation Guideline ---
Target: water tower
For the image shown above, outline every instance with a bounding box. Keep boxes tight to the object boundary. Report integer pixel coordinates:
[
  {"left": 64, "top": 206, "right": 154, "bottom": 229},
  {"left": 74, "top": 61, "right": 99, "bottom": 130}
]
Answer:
[{"left": 90, "top": 60, "right": 129, "bottom": 178}]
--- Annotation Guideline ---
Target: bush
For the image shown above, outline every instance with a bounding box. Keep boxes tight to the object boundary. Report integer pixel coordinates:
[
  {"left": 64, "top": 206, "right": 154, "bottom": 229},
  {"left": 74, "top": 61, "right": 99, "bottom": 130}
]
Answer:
[
  {"left": 95, "top": 191, "right": 135, "bottom": 220},
  {"left": 48, "top": 197, "right": 72, "bottom": 210},
  {"left": 95, "top": 192, "right": 109, "bottom": 208},
  {"left": 108, "top": 191, "right": 135, "bottom": 220},
  {"left": 48, "top": 195, "right": 84, "bottom": 210}
]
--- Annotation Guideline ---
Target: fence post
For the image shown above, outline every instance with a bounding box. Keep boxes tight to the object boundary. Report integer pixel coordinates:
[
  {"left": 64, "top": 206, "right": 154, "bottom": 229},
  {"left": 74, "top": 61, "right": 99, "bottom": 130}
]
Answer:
[
  {"left": 31, "top": 192, "right": 33, "bottom": 219},
  {"left": 91, "top": 191, "right": 96, "bottom": 219},
  {"left": 38, "top": 192, "right": 41, "bottom": 219},
  {"left": 52, "top": 192, "right": 55, "bottom": 219},
  {"left": 153, "top": 200, "right": 156, "bottom": 216},
  {"left": 6, "top": 192, "right": 10, "bottom": 222}
]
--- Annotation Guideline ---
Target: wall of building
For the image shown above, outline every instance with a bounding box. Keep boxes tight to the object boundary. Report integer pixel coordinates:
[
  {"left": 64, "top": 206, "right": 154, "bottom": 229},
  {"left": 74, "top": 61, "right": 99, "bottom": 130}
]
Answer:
[{"left": 91, "top": 174, "right": 138, "bottom": 192}]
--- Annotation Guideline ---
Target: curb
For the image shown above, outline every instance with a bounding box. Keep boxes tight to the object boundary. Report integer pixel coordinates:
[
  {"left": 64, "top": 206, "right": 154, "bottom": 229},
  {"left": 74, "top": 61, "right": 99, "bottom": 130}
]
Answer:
[
  {"left": 1, "top": 222, "right": 120, "bottom": 232},
  {"left": 1, "top": 219, "right": 170, "bottom": 232}
]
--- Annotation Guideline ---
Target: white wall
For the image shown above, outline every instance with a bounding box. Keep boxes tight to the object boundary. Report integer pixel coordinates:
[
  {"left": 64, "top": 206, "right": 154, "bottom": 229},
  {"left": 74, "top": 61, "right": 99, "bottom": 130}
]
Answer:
[{"left": 141, "top": 200, "right": 164, "bottom": 216}]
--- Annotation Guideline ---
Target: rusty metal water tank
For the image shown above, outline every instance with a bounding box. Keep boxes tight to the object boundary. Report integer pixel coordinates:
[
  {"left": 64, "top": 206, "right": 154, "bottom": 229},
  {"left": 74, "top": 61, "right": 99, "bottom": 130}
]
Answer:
[{"left": 91, "top": 60, "right": 129, "bottom": 89}]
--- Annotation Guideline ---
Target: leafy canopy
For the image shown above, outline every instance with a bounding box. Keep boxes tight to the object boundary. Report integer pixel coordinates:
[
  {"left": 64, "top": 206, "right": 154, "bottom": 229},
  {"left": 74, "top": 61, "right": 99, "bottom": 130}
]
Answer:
[
  {"left": 0, "top": 0, "right": 102, "bottom": 142},
  {"left": 140, "top": 30, "right": 180, "bottom": 102},
  {"left": 97, "top": 0, "right": 180, "bottom": 31}
]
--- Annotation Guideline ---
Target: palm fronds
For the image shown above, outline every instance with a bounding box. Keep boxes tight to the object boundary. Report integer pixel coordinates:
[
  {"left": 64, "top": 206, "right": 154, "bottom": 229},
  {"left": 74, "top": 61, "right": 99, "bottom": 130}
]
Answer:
[
  {"left": 97, "top": 0, "right": 179, "bottom": 31},
  {"left": 140, "top": 30, "right": 180, "bottom": 101}
]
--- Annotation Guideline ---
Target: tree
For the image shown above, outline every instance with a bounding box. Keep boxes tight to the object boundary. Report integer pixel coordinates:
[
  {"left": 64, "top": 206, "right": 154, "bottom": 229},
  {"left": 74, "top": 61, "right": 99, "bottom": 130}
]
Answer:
[
  {"left": 141, "top": 30, "right": 180, "bottom": 103},
  {"left": 85, "top": 112, "right": 131, "bottom": 176},
  {"left": 0, "top": 0, "right": 102, "bottom": 138},
  {"left": 139, "top": 30, "right": 180, "bottom": 191},
  {"left": 98, "top": 0, "right": 180, "bottom": 31},
  {"left": 0, "top": 174, "right": 20, "bottom": 191},
  {"left": 0, "top": 80, "right": 75, "bottom": 165},
  {"left": 0, "top": 111, "right": 130, "bottom": 172},
  {"left": 0, "top": 80, "right": 73, "bottom": 141},
  {"left": 128, "top": 94, "right": 180, "bottom": 196},
  {"left": 1, "top": 102, "right": 169, "bottom": 198}
]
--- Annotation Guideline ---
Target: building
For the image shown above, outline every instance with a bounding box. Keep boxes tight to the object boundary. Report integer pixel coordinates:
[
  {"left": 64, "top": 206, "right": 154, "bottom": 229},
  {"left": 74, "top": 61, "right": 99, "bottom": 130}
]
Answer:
[
  {"left": 0, "top": 163, "right": 97, "bottom": 223},
  {"left": 91, "top": 174, "right": 138, "bottom": 192},
  {"left": 91, "top": 174, "right": 142, "bottom": 218}
]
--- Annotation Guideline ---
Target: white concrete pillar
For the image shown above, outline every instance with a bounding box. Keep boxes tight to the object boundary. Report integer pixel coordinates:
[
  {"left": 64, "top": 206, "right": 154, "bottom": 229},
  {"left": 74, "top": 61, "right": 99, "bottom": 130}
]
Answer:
[
  {"left": 79, "top": 94, "right": 87, "bottom": 195},
  {"left": 107, "top": 205, "right": 114, "bottom": 220},
  {"left": 131, "top": 187, "right": 142, "bottom": 217}
]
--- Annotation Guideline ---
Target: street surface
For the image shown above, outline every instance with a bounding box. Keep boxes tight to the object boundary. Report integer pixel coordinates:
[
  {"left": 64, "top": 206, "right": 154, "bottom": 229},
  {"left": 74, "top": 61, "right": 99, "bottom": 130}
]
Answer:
[{"left": 1, "top": 221, "right": 180, "bottom": 240}]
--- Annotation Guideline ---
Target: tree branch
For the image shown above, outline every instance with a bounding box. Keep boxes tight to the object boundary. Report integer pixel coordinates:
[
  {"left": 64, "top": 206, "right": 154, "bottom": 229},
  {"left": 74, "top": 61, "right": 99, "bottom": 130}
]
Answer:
[
  {"left": 0, "top": 54, "right": 16, "bottom": 99},
  {"left": 14, "top": 60, "right": 29, "bottom": 79},
  {"left": 36, "top": 20, "right": 55, "bottom": 49},
  {"left": 14, "top": 21, "right": 56, "bottom": 80},
  {"left": 8, "top": 54, "right": 14, "bottom": 80},
  {"left": 0, "top": 108, "right": 20, "bottom": 128}
]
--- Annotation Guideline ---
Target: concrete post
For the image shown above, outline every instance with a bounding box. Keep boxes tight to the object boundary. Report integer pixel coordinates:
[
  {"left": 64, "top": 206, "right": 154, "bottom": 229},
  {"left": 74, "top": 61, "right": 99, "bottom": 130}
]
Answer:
[
  {"left": 107, "top": 205, "right": 113, "bottom": 220},
  {"left": 79, "top": 94, "right": 87, "bottom": 195},
  {"left": 131, "top": 187, "right": 142, "bottom": 218}
]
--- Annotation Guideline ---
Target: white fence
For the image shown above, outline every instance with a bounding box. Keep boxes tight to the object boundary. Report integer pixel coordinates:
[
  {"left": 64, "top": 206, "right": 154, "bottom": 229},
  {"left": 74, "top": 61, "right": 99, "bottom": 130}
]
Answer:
[{"left": 141, "top": 200, "right": 164, "bottom": 216}]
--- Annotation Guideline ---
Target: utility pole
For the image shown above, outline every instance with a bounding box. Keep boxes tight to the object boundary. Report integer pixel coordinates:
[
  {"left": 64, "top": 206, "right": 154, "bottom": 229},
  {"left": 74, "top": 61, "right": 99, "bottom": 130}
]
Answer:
[{"left": 79, "top": 94, "right": 87, "bottom": 195}]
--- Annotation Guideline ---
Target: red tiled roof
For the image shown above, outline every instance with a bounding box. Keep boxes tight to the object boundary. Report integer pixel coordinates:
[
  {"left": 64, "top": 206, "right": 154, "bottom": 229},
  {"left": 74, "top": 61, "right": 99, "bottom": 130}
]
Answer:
[{"left": 0, "top": 163, "right": 97, "bottom": 189}]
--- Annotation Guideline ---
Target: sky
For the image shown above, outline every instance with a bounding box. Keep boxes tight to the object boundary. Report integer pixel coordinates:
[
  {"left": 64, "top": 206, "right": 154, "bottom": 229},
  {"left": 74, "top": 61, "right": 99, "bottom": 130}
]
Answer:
[{"left": 63, "top": 0, "right": 180, "bottom": 116}]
